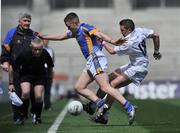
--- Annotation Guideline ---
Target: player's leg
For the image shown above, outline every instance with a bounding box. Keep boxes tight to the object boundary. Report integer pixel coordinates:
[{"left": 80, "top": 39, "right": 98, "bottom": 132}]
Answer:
[
  {"left": 94, "top": 72, "right": 136, "bottom": 124},
  {"left": 20, "top": 82, "right": 31, "bottom": 122},
  {"left": 95, "top": 72, "right": 127, "bottom": 105},
  {"left": 12, "top": 71, "right": 23, "bottom": 124},
  {"left": 106, "top": 69, "right": 137, "bottom": 125},
  {"left": 33, "top": 84, "right": 44, "bottom": 124},
  {"left": 95, "top": 68, "right": 137, "bottom": 125},
  {"left": 105, "top": 68, "right": 132, "bottom": 108},
  {"left": 84, "top": 69, "right": 128, "bottom": 115},
  {"left": 74, "top": 71, "right": 105, "bottom": 108},
  {"left": 83, "top": 70, "right": 118, "bottom": 115}
]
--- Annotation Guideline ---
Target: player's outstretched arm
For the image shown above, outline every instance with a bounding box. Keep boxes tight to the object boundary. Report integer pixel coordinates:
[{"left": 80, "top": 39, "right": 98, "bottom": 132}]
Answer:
[
  {"left": 39, "top": 32, "right": 70, "bottom": 41},
  {"left": 102, "top": 41, "right": 116, "bottom": 55},
  {"left": 149, "top": 33, "right": 162, "bottom": 60},
  {"left": 93, "top": 31, "right": 126, "bottom": 46}
]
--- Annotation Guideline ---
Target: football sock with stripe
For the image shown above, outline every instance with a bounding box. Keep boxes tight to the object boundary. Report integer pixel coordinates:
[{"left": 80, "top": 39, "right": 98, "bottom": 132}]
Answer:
[
  {"left": 123, "top": 100, "right": 133, "bottom": 113},
  {"left": 95, "top": 98, "right": 104, "bottom": 108}
]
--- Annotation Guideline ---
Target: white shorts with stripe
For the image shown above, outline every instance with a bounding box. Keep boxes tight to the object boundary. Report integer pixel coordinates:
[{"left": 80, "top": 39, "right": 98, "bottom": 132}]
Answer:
[
  {"left": 83, "top": 50, "right": 108, "bottom": 77},
  {"left": 120, "top": 63, "right": 148, "bottom": 86}
]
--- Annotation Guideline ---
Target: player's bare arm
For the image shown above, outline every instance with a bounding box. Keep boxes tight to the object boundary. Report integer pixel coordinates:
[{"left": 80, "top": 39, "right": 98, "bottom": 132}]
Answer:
[
  {"left": 148, "top": 33, "right": 162, "bottom": 60},
  {"left": 39, "top": 32, "right": 70, "bottom": 41},
  {"left": 102, "top": 41, "right": 116, "bottom": 55},
  {"left": 93, "top": 31, "right": 126, "bottom": 46}
]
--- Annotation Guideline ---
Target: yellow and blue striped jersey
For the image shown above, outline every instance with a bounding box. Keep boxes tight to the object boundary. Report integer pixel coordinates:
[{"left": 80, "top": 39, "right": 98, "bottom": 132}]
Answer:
[{"left": 66, "top": 23, "right": 103, "bottom": 59}]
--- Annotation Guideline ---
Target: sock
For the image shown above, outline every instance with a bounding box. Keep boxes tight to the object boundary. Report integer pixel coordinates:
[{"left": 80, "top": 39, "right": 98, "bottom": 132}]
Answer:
[
  {"left": 21, "top": 99, "right": 29, "bottom": 118},
  {"left": 89, "top": 101, "right": 97, "bottom": 112},
  {"left": 30, "top": 90, "right": 36, "bottom": 114},
  {"left": 123, "top": 100, "right": 133, "bottom": 113},
  {"left": 12, "top": 104, "right": 21, "bottom": 121},
  {"left": 35, "top": 102, "right": 43, "bottom": 118},
  {"left": 95, "top": 98, "right": 104, "bottom": 108}
]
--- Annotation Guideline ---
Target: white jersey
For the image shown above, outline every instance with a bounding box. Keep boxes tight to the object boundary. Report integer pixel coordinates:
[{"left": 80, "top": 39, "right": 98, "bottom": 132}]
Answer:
[
  {"left": 114, "top": 28, "right": 154, "bottom": 67},
  {"left": 114, "top": 28, "right": 154, "bottom": 85}
]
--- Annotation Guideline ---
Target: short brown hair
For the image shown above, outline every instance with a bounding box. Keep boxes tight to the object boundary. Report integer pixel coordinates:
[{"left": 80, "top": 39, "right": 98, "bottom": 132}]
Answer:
[
  {"left": 119, "top": 19, "right": 135, "bottom": 31},
  {"left": 64, "top": 12, "right": 79, "bottom": 23}
]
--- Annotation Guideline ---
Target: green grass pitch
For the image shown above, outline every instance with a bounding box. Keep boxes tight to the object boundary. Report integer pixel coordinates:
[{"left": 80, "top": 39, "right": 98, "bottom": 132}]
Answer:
[{"left": 0, "top": 99, "right": 180, "bottom": 133}]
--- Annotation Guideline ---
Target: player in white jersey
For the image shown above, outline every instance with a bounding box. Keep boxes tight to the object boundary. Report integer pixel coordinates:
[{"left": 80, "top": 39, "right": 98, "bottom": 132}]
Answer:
[{"left": 84, "top": 19, "right": 162, "bottom": 125}]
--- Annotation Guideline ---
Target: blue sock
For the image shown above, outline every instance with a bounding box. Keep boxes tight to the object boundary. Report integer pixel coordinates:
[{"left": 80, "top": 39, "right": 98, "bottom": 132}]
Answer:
[
  {"left": 95, "top": 99, "right": 104, "bottom": 108},
  {"left": 123, "top": 100, "right": 133, "bottom": 113}
]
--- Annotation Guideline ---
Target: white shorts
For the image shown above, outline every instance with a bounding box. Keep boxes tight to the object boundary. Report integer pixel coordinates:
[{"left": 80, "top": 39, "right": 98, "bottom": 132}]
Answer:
[
  {"left": 120, "top": 63, "right": 148, "bottom": 86},
  {"left": 83, "top": 50, "right": 108, "bottom": 77}
]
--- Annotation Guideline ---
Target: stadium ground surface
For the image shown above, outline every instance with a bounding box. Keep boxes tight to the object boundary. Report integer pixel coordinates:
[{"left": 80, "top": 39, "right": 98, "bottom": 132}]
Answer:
[{"left": 0, "top": 99, "right": 180, "bottom": 133}]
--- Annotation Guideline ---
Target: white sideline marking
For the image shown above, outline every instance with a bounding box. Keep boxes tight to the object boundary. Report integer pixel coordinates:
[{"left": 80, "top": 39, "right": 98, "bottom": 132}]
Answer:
[{"left": 47, "top": 100, "right": 71, "bottom": 133}]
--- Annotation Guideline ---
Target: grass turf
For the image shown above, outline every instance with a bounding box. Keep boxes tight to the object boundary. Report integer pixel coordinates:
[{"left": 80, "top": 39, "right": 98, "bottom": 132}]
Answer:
[{"left": 0, "top": 99, "right": 180, "bottom": 133}]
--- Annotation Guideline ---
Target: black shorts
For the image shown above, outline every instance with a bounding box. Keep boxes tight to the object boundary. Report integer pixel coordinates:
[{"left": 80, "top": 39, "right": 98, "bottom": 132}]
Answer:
[{"left": 20, "top": 74, "right": 46, "bottom": 86}]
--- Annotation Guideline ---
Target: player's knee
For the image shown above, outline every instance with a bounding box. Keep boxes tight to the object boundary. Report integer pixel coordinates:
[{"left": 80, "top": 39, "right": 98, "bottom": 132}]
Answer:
[
  {"left": 74, "top": 83, "right": 83, "bottom": 92},
  {"left": 21, "top": 92, "right": 29, "bottom": 99},
  {"left": 110, "top": 81, "right": 117, "bottom": 88},
  {"left": 99, "top": 85, "right": 109, "bottom": 94}
]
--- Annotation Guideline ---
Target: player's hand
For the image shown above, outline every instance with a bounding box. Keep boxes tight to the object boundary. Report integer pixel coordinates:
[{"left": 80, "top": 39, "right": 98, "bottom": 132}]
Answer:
[
  {"left": 153, "top": 51, "right": 162, "bottom": 60},
  {"left": 114, "top": 38, "right": 127, "bottom": 45},
  {"left": 1, "top": 62, "right": 9, "bottom": 72},
  {"left": 35, "top": 32, "right": 44, "bottom": 39},
  {"left": 8, "top": 84, "right": 15, "bottom": 93}
]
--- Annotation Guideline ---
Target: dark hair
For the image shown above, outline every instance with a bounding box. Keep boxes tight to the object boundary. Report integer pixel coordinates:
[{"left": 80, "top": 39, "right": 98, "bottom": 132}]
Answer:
[
  {"left": 64, "top": 12, "right": 79, "bottom": 23},
  {"left": 119, "top": 19, "right": 135, "bottom": 31}
]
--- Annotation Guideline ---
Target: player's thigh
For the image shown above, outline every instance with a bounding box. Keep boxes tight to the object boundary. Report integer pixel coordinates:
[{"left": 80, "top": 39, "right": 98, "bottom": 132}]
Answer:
[
  {"left": 95, "top": 72, "right": 110, "bottom": 91},
  {"left": 75, "top": 71, "right": 94, "bottom": 90},
  {"left": 110, "top": 68, "right": 132, "bottom": 88}
]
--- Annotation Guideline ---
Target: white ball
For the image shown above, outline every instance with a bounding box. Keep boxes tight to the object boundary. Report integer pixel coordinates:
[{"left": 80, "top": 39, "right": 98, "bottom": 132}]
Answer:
[{"left": 67, "top": 100, "right": 83, "bottom": 115}]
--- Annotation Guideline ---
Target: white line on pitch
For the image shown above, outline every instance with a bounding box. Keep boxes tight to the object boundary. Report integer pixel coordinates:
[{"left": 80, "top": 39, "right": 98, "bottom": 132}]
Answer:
[{"left": 47, "top": 100, "right": 72, "bottom": 133}]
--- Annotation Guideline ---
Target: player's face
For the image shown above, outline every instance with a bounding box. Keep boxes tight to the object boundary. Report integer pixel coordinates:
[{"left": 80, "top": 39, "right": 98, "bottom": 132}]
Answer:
[
  {"left": 31, "top": 43, "right": 43, "bottom": 57},
  {"left": 65, "top": 19, "right": 80, "bottom": 33},
  {"left": 19, "top": 17, "right": 31, "bottom": 30},
  {"left": 120, "top": 25, "right": 131, "bottom": 37}
]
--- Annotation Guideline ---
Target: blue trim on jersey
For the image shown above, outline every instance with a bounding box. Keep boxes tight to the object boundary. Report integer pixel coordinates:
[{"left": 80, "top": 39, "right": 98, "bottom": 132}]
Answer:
[
  {"left": 67, "top": 23, "right": 103, "bottom": 59},
  {"left": 3, "top": 27, "right": 17, "bottom": 45}
]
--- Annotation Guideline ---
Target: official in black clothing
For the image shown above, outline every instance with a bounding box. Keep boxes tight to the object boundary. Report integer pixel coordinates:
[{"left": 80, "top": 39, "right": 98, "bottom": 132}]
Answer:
[
  {"left": 1, "top": 13, "right": 37, "bottom": 124},
  {"left": 13, "top": 38, "right": 54, "bottom": 124}
]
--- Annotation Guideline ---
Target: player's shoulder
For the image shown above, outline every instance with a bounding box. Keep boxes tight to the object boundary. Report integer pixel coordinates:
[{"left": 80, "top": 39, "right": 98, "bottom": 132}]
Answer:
[
  {"left": 135, "top": 27, "right": 153, "bottom": 33},
  {"left": 81, "top": 23, "right": 94, "bottom": 30},
  {"left": 134, "top": 27, "right": 144, "bottom": 33},
  {"left": 81, "top": 23, "right": 91, "bottom": 27}
]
